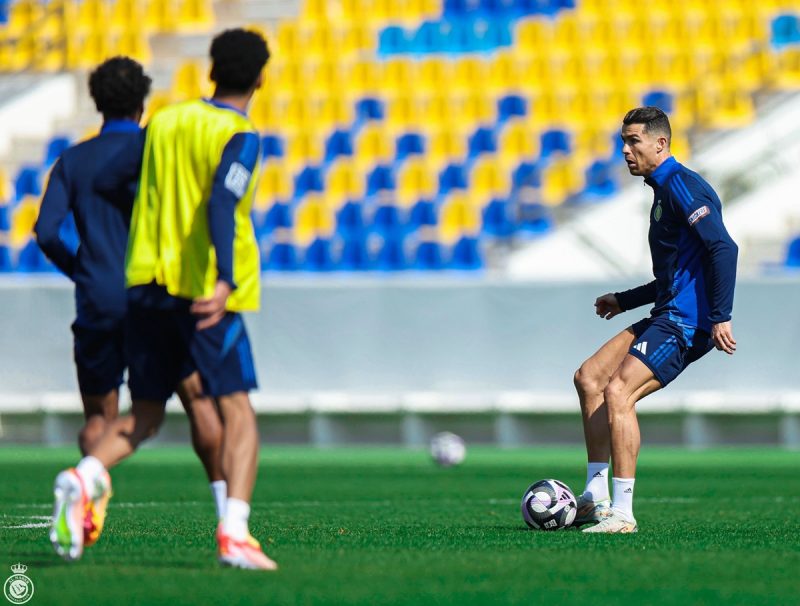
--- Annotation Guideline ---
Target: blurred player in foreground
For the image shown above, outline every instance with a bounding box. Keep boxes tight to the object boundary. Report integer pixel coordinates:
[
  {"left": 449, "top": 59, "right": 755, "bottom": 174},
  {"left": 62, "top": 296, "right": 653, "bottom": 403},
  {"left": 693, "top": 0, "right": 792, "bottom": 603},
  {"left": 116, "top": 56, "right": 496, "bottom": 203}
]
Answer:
[
  {"left": 572, "top": 107, "right": 738, "bottom": 533},
  {"left": 49, "top": 30, "right": 274, "bottom": 569},
  {"left": 37, "top": 57, "right": 227, "bottom": 554}
]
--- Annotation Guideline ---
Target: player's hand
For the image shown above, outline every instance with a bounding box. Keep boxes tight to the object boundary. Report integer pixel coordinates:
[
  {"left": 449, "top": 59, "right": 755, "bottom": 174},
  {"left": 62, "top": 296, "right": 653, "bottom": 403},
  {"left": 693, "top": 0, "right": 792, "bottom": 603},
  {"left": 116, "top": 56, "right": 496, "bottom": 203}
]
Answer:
[
  {"left": 594, "top": 293, "right": 622, "bottom": 320},
  {"left": 191, "top": 280, "right": 232, "bottom": 330},
  {"left": 711, "top": 321, "right": 736, "bottom": 355}
]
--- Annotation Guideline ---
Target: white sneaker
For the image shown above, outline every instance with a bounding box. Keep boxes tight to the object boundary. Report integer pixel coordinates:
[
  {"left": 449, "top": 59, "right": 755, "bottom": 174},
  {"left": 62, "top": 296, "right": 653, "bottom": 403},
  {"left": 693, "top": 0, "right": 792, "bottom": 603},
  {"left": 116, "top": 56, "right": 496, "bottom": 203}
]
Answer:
[
  {"left": 581, "top": 508, "right": 638, "bottom": 533},
  {"left": 574, "top": 494, "right": 611, "bottom": 525},
  {"left": 50, "top": 469, "right": 89, "bottom": 561}
]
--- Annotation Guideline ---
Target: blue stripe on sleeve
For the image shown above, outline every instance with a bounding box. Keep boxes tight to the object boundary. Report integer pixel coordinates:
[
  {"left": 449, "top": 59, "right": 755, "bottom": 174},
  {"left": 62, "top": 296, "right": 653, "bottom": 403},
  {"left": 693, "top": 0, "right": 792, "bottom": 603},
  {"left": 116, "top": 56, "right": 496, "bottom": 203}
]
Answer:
[
  {"left": 237, "top": 132, "right": 260, "bottom": 170},
  {"left": 671, "top": 175, "right": 694, "bottom": 211}
]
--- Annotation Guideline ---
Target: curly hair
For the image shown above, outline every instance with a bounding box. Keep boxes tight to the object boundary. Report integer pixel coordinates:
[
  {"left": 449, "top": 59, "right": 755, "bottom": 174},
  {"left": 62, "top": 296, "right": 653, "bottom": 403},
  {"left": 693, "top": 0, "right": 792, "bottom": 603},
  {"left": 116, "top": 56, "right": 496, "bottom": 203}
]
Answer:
[
  {"left": 88, "top": 56, "right": 152, "bottom": 119},
  {"left": 209, "top": 28, "right": 270, "bottom": 94}
]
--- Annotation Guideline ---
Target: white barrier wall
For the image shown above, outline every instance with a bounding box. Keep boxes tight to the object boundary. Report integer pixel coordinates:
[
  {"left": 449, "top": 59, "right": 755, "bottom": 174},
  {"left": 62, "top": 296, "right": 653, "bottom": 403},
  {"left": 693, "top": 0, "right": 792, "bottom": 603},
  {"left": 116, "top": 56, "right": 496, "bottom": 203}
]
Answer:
[{"left": 0, "top": 276, "right": 797, "bottom": 395}]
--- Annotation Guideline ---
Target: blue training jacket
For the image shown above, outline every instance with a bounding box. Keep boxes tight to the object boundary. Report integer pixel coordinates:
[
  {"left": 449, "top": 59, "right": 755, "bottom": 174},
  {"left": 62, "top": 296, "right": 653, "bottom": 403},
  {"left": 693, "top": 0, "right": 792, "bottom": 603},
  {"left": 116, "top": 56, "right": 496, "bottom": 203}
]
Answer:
[
  {"left": 615, "top": 156, "right": 738, "bottom": 334},
  {"left": 35, "top": 120, "right": 141, "bottom": 330}
]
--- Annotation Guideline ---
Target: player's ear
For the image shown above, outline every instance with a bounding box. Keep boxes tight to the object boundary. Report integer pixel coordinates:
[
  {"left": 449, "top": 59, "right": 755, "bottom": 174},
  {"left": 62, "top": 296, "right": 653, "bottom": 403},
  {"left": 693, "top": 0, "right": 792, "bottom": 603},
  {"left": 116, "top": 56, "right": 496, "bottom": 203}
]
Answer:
[{"left": 656, "top": 136, "right": 667, "bottom": 153}]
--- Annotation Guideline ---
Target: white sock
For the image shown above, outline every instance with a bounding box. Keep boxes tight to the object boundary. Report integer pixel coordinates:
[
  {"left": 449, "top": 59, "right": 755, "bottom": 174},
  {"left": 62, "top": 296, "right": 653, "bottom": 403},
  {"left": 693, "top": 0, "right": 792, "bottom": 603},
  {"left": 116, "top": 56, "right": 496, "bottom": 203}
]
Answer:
[
  {"left": 584, "top": 462, "right": 610, "bottom": 501},
  {"left": 76, "top": 456, "right": 106, "bottom": 494},
  {"left": 612, "top": 477, "right": 636, "bottom": 519},
  {"left": 222, "top": 497, "right": 250, "bottom": 541},
  {"left": 210, "top": 481, "right": 227, "bottom": 520}
]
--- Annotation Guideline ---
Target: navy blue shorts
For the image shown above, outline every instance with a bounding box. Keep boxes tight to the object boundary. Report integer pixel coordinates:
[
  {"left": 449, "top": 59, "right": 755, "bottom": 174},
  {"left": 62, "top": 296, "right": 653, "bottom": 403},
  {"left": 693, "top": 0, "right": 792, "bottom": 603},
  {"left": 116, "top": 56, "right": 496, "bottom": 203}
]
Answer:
[
  {"left": 72, "top": 322, "right": 126, "bottom": 395},
  {"left": 126, "top": 303, "right": 258, "bottom": 402},
  {"left": 628, "top": 316, "right": 715, "bottom": 386}
]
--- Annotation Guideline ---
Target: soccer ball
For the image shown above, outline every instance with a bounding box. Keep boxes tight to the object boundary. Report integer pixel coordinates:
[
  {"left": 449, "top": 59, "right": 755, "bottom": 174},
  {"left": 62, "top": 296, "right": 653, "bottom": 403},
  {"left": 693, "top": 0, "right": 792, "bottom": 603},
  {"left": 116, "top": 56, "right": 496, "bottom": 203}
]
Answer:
[
  {"left": 521, "top": 479, "right": 577, "bottom": 530},
  {"left": 429, "top": 432, "right": 466, "bottom": 467}
]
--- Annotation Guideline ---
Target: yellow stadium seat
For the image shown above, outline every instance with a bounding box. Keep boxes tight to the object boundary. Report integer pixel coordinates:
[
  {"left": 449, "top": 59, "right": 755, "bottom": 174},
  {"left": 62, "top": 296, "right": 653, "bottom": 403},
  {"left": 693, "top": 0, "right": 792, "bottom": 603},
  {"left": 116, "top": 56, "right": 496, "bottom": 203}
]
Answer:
[
  {"left": 72, "top": 31, "right": 113, "bottom": 69},
  {"left": 572, "top": 127, "right": 615, "bottom": 160},
  {"left": 487, "top": 52, "right": 522, "bottom": 95},
  {"left": 286, "top": 131, "right": 325, "bottom": 168},
  {"left": 300, "top": 0, "right": 328, "bottom": 23},
  {"left": 514, "top": 18, "right": 554, "bottom": 55},
  {"left": 273, "top": 60, "right": 305, "bottom": 94},
  {"left": 452, "top": 57, "right": 488, "bottom": 94},
  {"left": 278, "top": 97, "right": 313, "bottom": 132},
  {"left": 143, "top": 91, "right": 171, "bottom": 123},
  {"left": 347, "top": 59, "right": 381, "bottom": 95},
  {"left": 294, "top": 194, "right": 335, "bottom": 246},
  {"left": 171, "top": 60, "right": 207, "bottom": 101},
  {"left": 420, "top": 93, "right": 457, "bottom": 129},
  {"left": 470, "top": 158, "right": 511, "bottom": 200},
  {"left": 114, "top": 29, "right": 152, "bottom": 66},
  {"left": 414, "top": 58, "right": 452, "bottom": 93},
  {"left": 311, "top": 96, "right": 354, "bottom": 131},
  {"left": 498, "top": 119, "right": 540, "bottom": 164},
  {"left": 250, "top": 93, "right": 280, "bottom": 131},
  {"left": 439, "top": 192, "right": 480, "bottom": 244},
  {"left": 385, "top": 94, "right": 421, "bottom": 131},
  {"left": 325, "top": 160, "right": 365, "bottom": 207},
  {"left": 697, "top": 80, "right": 755, "bottom": 129},
  {"left": 110, "top": 0, "right": 148, "bottom": 33},
  {"left": 145, "top": 0, "right": 179, "bottom": 32},
  {"left": 176, "top": 0, "right": 214, "bottom": 33},
  {"left": 306, "top": 59, "right": 341, "bottom": 96},
  {"left": 428, "top": 128, "right": 468, "bottom": 165},
  {"left": 540, "top": 157, "right": 584, "bottom": 207},
  {"left": 354, "top": 124, "right": 394, "bottom": 169},
  {"left": 299, "top": 23, "right": 336, "bottom": 58},
  {"left": 380, "top": 58, "right": 414, "bottom": 93},
  {"left": 0, "top": 168, "right": 10, "bottom": 203},
  {"left": 336, "top": 23, "right": 377, "bottom": 56},
  {"left": 11, "top": 196, "right": 40, "bottom": 248},
  {"left": 275, "top": 21, "right": 301, "bottom": 58},
  {"left": 769, "top": 46, "right": 800, "bottom": 88},
  {"left": 256, "top": 163, "right": 293, "bottom": 210},
  {"left": 459, "top": 93, "right": 495, "bottom": 126},
  {"left": 396, "top": 158, "right": 437, "bottom": 206}
]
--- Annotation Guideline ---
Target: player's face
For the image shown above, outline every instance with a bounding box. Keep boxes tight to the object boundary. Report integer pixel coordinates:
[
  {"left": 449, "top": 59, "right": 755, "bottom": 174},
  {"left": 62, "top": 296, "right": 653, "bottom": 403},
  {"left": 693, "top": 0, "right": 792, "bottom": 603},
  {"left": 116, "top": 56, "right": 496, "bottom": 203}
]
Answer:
[{"left": 620, "top": 124, "right": 663, "bottom": 177}]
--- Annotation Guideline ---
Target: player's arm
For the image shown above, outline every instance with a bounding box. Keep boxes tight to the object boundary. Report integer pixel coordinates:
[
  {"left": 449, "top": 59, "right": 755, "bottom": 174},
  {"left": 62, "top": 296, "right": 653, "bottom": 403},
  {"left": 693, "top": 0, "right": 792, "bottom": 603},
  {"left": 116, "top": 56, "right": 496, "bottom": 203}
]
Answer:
[
  {"left": 93, "top": 128, "right": 146, "bottom": 215},
  {"left": 190, "top": 131, "right": 260, "bottom": 330},
  {"left": 594, "top": 281, "right": 656, "bottom": 320},
  {"left": 34, "top": 158, "right": 77, "bottom": 279},
  {"left": 681, "top": 184, "right": 739, "bottom": 354}
]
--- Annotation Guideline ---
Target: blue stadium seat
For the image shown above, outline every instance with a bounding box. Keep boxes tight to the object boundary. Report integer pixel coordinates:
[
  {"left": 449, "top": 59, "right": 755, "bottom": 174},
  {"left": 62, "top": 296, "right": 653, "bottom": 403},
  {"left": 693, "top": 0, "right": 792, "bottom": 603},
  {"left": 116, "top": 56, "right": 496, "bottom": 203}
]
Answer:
[
  {"left": 17, "top": 240, "right": 55, "bottom": 273},
  {"left": 518, "top": 202, "right": 553, "bottom": 235},
  {"left": 372, "top": 204, "right": 403, "bottom": 236},
  {"left": 264, "top": 241, "right": 297, "bottom": 271},
  {"left": 412, "top": 21, "right": 449, "bottom": 53},
  {"left": 642, "top": 91, "right": 673, "bottom": 114},
  {"left": 583, "top": 159, "right": 618, "bottom": 197},
  {"left": 468, "top": 127, "right": 497, "bottom": 158},
  {"left": 339, "top": 234, "right": 371, "bottom": 271},
  {"left": 413, "top": 239, "right": 444, "bottom": 270},
  {"left": 262, "top": 202, "right": 293, "bottom": 234},
  {"left": 375, "top": 234, "right": 407, "bottom": 270},
  {"left": 785, "top": 236, "right": 800, "bottom": 268},
  {"left": 0, "top": 244, "right": 11, "bottom": 272},
  {"left": 0, "top": 204, "right": 9, "bottom": 230},
  {"left": 303, "top": 238, "right": 335, "bottom": 271},
  {"left": 378, "top": 26, "right": 409, "bottom": 55},
  {"left": 44, "top": 136, "right": 71, "bottom": 167},
  {"left": 439, "top": 163, "right": 468, "bottom": 194},
  {"left": 449, "top": 236, "right": 483, "bottom": 269},
  {"left": 294, "top": 166, "right": 324, "bottom": 198},
  {"left": 396, "top": 133, "right": 425, "bottom": 161},
  {"left": 336, "top": 201, "right": 365, "bottom": 236},
  {"left": 14, "top": 167, "right": 41, "bottom": 202},
  {"left": 0, "top": 2, "right": 8, "bottom": 25},
  {"left": 325, "top": 130, "right": 354, "bottom": 163},
  {"left": 498, "top": 95, "right": 527, "bottom": 122},
  {"left": 482, "top": 197, "right": 515, "bottom": 237},
  {"left": 367, "top": 165, "right": 395, "bottom": 195},
  {"left": 540, "top": 129, "right": 570, "bottom": 158},
  {"left": 409, "top": 199, "right": 437, "bottom": 230},
  {"left": 512, "top": 162, "right": 541, "bottom": 189},
  {"left": 356, "top": 98, "right": 384, "bottom": 122},
  {"left": 772, "top": 14, "right": 800, "bottom": 48},
  {"left": 261, "top": 135, "right": 284, "bottom": 159}
]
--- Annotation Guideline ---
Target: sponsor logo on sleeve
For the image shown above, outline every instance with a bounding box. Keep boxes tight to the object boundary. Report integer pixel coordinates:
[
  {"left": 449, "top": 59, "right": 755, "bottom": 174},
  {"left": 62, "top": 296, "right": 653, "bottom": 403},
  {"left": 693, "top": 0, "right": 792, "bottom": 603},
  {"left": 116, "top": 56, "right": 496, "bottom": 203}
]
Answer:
[
  {"left": 687, "top": 205, "right": 710, "bottom": 226},
  {"left": 223, "top": 162, "right": 251, "bottom": 198}
]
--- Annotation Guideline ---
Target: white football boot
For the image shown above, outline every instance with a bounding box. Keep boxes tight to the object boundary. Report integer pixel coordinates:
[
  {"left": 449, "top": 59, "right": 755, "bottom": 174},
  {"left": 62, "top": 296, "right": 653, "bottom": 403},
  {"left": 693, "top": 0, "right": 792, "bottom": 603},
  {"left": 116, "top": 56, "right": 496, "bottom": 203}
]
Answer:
[
  {"left": 573, "top": 493, "right": 611, "bottom": 526},
  {"left": 581, "top": 508, "right": 638, "bottom": 533}
]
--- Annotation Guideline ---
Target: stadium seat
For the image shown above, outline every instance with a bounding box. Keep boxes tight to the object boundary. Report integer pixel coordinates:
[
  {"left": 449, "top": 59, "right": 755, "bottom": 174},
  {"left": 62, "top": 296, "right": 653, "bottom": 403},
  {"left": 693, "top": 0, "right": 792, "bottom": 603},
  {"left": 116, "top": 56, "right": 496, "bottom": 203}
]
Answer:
[
  {"left": 13, "top": 167, "right": 40, "bottom": 202},
  {"left": 512, "top": 161, "right": 541, "bottom": 189},
  {"left": 354, "top": 125, "right": 394, "bottom": 168},
  {"left": 470, "top": 157, "right": 511, "bottom": 199},
  {"left": 0, "top": 244, "right": 11, "bottom": 272},
  {"left": 372, "top": 204, "right": 403, "bottom": 237},
  {"left": 355, "top": 97, "right": 385, "bottom": 122},
  {"left": 261, "top": 135, "right": 285, "bottom": 160},
  {"left": 256, "top": 164, "right": 292, "bottom": 209},
  {"left": 17, "top": 238, "right": 54, "bottom": 272},
  {"left": 374, "top": 233, "right": 407, "bottom": 271},
  {"left": 517, "top": 202, "right": 553, "bottom": 235},
  {"left": 497, "top": 94, "right": 527, "bottom": 122},
  {"left": 468, "top": 127, "right": 498, "bottom": 158},
  {"left": 336, "top": 201, "right": 365, "bottom": 237},
  {"left": 378, "top": 25, "right": 409, "bottom": 55},
  {"left": 439, "top": 192, "right": 480, "bottom": 243},
  {"left": 642, "top": 90, "right": 674, "bottom": 114},
  {"left": 439, "top": 163, "right": 468, "bottom": 195},
  {"left": 396, "top": 132, "right": 425, "bottom": 161},
  {"left": 540, "top": 129, "right": 571, "bottom": 158},
  {"left": 449, "top": 235, "right": 483, "bottom": 270},
  {"left": 263, "top": 238, "right": 298, "bottom": 271},
  {"left": 325, "top": 130, "right": 354, "bottom": 163},
  {"left": 409, "top": 199, "right": 437, "bottom": 230},
  {"left": 482, "top": 197, "right": 515, "bottom": 237},
  {"left": 339, "top": 233, "right": 371, "bottom": 271},
  {"left": 784, "top": 235, "right": 800, "bottom": 268},
  {"left": 771, "top": 14, "right": 800, "bottom": 48},
  {"left": 326, "top": 161, "right": 364, "bottom": 206},
  {"left": 583, "top": 159, "right": 618, "bottom": 197},
  {"left": 294, "top": 166, "right": 325, "bottom": 198},
  {"left": 366, "top": 165, "right": 395, "bottom": 196},
  {"left": 303, "top": 237, "right": 335, "bottom": 272},
  {"left": 413, "top": 234, "right": 444, "bottom": 270},
  {"left": 294, "top": 195, "right": 335, "bottom": 246},
  {"left": 262, "top": 202, "right": 293, "bottom": 234}
]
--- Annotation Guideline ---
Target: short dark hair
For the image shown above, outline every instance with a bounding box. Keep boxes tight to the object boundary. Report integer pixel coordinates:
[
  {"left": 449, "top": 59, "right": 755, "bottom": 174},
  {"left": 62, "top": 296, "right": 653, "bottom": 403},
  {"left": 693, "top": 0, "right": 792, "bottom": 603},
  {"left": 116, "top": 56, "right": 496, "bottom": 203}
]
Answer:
[
  {"left": 209, "top": 28, "right": 270, "bottom": 94},
  {"left": 622, "top": 106, "right": 672, "bottom": 142},
  {"left": 89, "top": 56, "right": 152, "bottom": 120}
]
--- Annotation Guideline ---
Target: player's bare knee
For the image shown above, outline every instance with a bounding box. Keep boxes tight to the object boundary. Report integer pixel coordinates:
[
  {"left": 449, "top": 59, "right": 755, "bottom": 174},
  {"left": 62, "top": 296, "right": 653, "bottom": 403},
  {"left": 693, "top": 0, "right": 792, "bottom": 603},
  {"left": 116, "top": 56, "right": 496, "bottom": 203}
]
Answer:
[
  {"left": 603, "top": 379, "right": 631, "bottom": 411},
  {"left": 574, "top": 364, "right": 604, "bottom": 398}
]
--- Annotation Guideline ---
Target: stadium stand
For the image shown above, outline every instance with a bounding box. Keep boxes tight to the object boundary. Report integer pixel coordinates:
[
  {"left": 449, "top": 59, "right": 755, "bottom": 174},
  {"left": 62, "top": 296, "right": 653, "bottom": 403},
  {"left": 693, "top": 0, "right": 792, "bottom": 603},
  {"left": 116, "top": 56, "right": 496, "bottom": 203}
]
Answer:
[{"left": 1, "top": 0, "right": 800, "bottom": 272}]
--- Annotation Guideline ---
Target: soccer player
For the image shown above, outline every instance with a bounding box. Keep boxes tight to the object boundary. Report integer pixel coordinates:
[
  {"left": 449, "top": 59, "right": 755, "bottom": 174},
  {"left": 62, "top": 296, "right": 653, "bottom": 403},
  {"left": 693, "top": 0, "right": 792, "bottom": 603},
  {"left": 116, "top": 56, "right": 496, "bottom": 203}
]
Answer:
[
  {"left": 572, "top": 107, "right": 738, "bottom": 533},
  {"left": 49, "top": 29, "right": 275, "bottom": 570},
  {"left": 36, "top": 57, "right": 228, "bottom": 548}
]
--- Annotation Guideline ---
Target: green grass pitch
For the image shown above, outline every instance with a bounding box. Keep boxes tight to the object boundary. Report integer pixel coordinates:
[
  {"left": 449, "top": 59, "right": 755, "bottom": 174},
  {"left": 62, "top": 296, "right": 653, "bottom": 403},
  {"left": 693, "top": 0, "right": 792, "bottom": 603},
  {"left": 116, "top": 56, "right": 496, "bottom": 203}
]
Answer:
[{"left": 1, "top": 446, "right": 798, "bottom": 606}]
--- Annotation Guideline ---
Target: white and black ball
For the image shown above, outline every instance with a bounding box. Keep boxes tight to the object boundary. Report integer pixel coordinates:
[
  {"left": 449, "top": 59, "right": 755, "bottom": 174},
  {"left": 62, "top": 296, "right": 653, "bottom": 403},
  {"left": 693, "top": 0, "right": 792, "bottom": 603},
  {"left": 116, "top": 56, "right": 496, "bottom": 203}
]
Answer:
[
  {"left": 430, "top": 432, "right": 466, "bottom": 467},
  {"left": 521, "top": 479, "right": 577, "bottom": 530}
]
